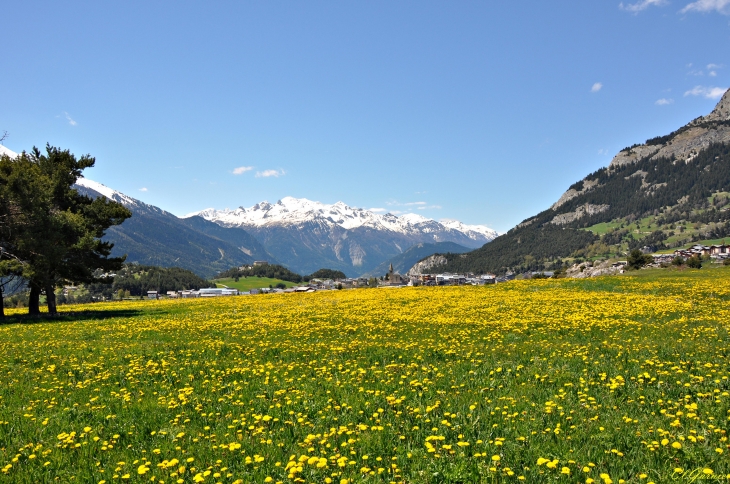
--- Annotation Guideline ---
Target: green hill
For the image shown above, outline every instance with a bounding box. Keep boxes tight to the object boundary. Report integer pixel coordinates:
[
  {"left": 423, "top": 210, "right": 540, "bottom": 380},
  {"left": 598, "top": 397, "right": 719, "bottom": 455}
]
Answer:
[
  {"left": 437, "top": 90, "right": 730, "bottom": 275},
  {"left": 214, "top": 277, "right": 297, "bottom": 291}
]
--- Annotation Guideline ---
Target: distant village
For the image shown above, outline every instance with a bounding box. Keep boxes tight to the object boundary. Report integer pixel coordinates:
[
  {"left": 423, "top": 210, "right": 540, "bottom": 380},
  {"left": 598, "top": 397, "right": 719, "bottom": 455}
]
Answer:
[
  {"left": 141, "top": 243, "right": 730, "bottom": 299},
  {"left": 145, "top": 262, "right": 506, "bottom": 300}
]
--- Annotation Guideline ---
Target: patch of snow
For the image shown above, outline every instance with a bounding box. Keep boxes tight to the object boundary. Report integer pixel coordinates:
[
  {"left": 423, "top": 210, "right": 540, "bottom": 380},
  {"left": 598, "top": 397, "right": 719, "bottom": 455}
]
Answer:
[
  {"left": 0, "top": 145, "right": 18, "bottom": 158},
  {"left": 440, "top": 219, "right": 499, "bottom": 241},
  {"left": 76, "top": 178, "right": 118, "bottom": 200},
  {"left": 75, "top": 177, "right": 145, "bottom": 210}
]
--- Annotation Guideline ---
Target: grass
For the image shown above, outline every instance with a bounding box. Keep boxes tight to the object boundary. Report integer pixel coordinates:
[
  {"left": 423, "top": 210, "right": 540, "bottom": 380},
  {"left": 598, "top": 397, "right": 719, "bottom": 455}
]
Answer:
[
  {"left": 1, "top": 270, "right": 729, "bottom": 483},
  {"left": 213, "top": 277, "right": 298, "bottom": 291},
  {"left": 583, "top": 220, "right": 622, "bottom": 235}
]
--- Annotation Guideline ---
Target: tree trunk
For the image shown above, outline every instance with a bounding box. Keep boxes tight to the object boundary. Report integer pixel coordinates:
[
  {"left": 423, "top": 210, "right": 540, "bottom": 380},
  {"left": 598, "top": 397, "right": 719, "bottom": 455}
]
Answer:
[
  {"left": 45, "top": 284, "right": 57, "bottom": 316},
  {"left": 28, "top": 285, "right": 41, "bottom": 316}
]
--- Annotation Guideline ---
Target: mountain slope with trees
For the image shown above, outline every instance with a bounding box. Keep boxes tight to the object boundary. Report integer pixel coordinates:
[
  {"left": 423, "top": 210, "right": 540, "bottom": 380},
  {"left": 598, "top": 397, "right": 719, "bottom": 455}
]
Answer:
[
  {"left": 190, "top": 198, "right": 497, "bottom": 276},
  {"left": 74, "top": 179, "right": 275, "bottom": 278},
  {"left": 435, "top": 89, "right": 730, "bottom": 275}
]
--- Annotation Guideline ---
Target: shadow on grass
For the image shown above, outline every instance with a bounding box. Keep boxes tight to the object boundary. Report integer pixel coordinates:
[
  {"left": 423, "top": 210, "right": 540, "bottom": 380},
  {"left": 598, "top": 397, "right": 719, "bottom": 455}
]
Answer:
[{"left": 0, "top": 309, "right": 144, "bottom": 326}]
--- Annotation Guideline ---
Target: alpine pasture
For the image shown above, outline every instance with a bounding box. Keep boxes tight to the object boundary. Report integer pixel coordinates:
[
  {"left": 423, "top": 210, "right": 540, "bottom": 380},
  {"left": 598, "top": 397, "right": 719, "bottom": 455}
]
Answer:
[{"left": 1, "top": 270, "right": 729, "bottom": 483}]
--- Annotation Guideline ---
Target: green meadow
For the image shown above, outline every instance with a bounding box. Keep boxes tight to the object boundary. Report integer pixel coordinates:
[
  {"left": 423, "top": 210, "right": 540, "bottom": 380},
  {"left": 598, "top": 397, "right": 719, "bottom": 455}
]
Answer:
[{"left": 1, "top": 269, "right": 729, "bottom": 483}]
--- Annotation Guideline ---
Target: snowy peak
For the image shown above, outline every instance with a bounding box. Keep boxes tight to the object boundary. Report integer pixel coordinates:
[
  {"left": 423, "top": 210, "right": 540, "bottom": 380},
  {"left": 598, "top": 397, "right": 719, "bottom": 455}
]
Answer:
[
  {"left": 74, "top": 178, "right": 173, "bottom": 218},
  {"left": 0, "top": 145, "right": 18, "bottom": 158},
  {"left": 440, "top": 219, "right": 499, "bottom": 241},
  {"left": 75, "top": 177, "right": 140, "bottom": 207},
  {"left": 186, "top": 197, "right": 498, "bottom": 243}
]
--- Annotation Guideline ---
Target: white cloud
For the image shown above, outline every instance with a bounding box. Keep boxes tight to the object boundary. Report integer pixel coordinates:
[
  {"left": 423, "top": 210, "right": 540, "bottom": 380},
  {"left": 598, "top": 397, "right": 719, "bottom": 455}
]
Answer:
[
  {"left": 684, "top": 86, "right": 728, "bottom": 99},
  {"left": 255, "top": 169, "right": 285, "bottom": 178},
  {"left": 417, "top": 205, "right": 442, "bottom": 210},
  {"left": 619, "top": 0, "right": 667, "bottom": 12},
  {"left": 232, "top": 166, "right": 253, "bottom": 175},
  {"left": 681, "top": 0, "right": 730, "bottom": 13},
  {"left": 369, "top": 208, "right": 387, "bottom": 213},
  {"left": 404, "top": 201, "right": 427, "bottom": 206},
  {"left": 64, "top": 112, "right": 77, "bottom": 126},
  {"left": 655, "top": 98, "right": 675, "bottom": 105},
  {"left": 707, "top": 64, "right": 722, "bottom": 77},
  {"left": 139, "top": 187, "right": 148, "bottom": 192},
  {"left": 591, "top": 82, "right": 603, "bottom": 93}
]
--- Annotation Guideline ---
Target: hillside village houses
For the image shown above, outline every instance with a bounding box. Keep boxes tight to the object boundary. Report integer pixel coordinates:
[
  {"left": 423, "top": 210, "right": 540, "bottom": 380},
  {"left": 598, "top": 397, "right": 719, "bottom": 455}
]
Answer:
[
  {"left": 672, "top": 243, "right": 730, "bottom": 260},
  {"left": 143, "top": 241, "right": 730, "bottom": 301},
  {"left": 92, "top": 242, "right": 730, "bottom": 301},
  {"left": 647, "top": 243, "right": 730, "bottom": 265},
  {"left": 144, "top": 269, "right": 501, "bottom": 300}
]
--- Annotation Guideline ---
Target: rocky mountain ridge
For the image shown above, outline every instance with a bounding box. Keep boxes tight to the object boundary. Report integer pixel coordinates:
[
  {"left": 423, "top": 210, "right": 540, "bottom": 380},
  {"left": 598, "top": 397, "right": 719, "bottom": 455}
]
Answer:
[
  {"left": 189, "top": 197, "right": 497, "bottom": 242},
  {"left": 188, "top": 197, "right": 498, "bottom": 276},
  {"left": 431, "top": 88, "right": 730, "bottom": 276}
]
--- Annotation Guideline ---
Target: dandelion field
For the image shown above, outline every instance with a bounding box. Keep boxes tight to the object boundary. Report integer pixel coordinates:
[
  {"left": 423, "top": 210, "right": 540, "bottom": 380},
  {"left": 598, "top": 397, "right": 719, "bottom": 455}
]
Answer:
[{"left": 1, "top": 269, "right": 729, "bottom": 483}]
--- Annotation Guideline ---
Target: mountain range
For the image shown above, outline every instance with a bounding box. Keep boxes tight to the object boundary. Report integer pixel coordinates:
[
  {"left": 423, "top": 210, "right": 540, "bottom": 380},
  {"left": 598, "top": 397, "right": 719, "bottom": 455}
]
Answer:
[
  {"left": 74, "top": 179, "right": 273, "bottom": 278},
  {"left": 20, "top": 88, "right": 724, "bottom": 280},
  {"left": 434, "top": 88, "right": 730, "bottom": 275},
  {"left": 188, "top": 199, "right": 496, "bottom": 275},
  {"left": 66, "top": 178, "right": 497, "bottom": 277}
]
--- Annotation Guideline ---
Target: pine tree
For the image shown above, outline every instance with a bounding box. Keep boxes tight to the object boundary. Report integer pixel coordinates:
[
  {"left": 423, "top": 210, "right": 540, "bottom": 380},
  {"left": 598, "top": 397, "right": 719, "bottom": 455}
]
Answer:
[{"left": 1, "top": 146, "right": 131, "bottom": 315}]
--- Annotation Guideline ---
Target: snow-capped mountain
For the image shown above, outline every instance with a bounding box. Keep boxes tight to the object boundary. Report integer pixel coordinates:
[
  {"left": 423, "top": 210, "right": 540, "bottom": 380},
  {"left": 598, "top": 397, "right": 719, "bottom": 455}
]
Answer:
[
  {"left": 186, "top": 198, "right": 497, "bottom": 275},
  {"left": 189, "top": 197, "right": 498, "bottom": 244},
  {"left": 73, "top": 178, "right": 273, "bottom": 278},
  {"left": 0, "top": 145, "right": 17, "bottom": 158},
  {"left": 439, "top": 219, "right": 499, "bottom": 242},
  {"left": 76, "top": 178, "right": 157, "bottom": 213}
]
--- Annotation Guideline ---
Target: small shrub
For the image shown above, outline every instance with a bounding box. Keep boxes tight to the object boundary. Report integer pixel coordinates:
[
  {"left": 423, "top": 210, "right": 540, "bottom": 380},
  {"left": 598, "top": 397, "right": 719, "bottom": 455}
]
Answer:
[{"left": 687, "top": 255, "right": 702, "bottom": 269}]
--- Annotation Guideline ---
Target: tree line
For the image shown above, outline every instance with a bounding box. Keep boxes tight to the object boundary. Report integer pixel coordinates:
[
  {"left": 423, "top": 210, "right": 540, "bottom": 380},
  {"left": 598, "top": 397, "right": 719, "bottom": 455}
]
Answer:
[
  {"left": 215, "top": 264, "right": 347, "bottom": 283},
  {"left": 0, "top": 145, "right": 131, "bottom": 317},
  {"left": 106, "top": 264, "right": 211, "bottom": 297}
]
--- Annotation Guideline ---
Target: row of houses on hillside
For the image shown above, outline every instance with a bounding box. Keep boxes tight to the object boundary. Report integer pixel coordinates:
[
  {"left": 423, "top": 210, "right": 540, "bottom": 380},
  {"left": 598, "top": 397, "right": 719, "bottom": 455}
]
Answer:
[{"left": 673, "top": 244, "right": 730, "bottom": 260}]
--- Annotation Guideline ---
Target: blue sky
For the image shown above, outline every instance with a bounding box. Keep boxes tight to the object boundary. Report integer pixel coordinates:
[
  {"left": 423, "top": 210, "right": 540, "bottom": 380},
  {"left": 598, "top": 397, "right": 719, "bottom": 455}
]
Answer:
[{"left": 1, "top": 1, "right": 729, "bottom": 232}]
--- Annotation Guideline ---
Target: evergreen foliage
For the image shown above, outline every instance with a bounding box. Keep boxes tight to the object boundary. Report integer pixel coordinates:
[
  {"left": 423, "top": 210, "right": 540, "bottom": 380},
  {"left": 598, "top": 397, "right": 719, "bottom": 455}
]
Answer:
[
  {"left": 438, "top": 141, "right": 730, "bottom": 275},
  {"left": 308, "top": 268, "right": 347, "bottom": 280},
  {"left": 0, "top": 146, "right": 131, "bottom": 315},
  {"left": 627, "top": 249, "right": 653, "bottom": 270},
  {"left": 216, "top": 264, "right": 304, "bottom": 283},
  {"left": 215, "top": 265, "right": 350, "bottom": 283},
  {"left": 687, "top": 255, "right": 703, "bottom": 269},
  {"left": 110, "top": 264, "right": 211, "bottom": 296},
  {"left": 437, "top": 224, "right": 597, "bottom": 274}
]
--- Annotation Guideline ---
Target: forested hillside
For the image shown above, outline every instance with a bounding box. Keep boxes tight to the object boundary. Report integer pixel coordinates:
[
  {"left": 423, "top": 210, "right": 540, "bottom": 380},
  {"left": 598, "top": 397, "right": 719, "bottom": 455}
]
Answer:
[
  {"left": 97, "top": 265, "right": 211, "bottom": 298},
  {"left": 436, "top": 90, "right": 730, "bottom": 275},
  {"left": 215, "top": 264, "right": 305, "bottom": 283}
]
